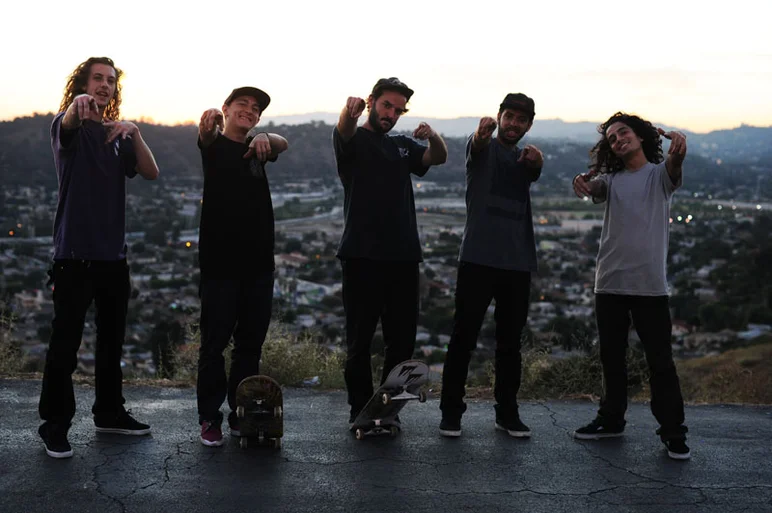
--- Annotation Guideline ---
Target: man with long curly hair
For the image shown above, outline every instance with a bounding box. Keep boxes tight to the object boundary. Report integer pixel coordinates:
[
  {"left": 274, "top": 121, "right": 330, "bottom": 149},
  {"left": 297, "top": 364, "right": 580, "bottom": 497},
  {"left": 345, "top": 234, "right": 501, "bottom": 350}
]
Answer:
[
  {"left": 38, "top": 57, "right": 159, "bottom": 459},
  {"left": 572, "top": 112, "right": 690, "bottom": 460}
]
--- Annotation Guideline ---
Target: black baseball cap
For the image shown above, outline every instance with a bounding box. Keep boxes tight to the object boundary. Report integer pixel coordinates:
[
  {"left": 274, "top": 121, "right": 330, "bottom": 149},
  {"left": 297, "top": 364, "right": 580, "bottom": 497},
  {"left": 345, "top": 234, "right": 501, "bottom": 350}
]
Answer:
[
  {"left": 224, "top": 86, "right": 271, "bottom": 112},
  {"left": 500, "top": 93, "right": 535, "bottom": 117},
  {"left": 371, "top": 77, "right": 414, "bottom": 101}
]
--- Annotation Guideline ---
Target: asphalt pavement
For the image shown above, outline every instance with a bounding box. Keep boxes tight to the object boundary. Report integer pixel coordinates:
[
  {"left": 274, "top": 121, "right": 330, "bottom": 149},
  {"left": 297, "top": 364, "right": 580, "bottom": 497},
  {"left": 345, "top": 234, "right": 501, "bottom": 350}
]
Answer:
[{"left": 1, "top": 378, "right": 771, "bottom": 513}]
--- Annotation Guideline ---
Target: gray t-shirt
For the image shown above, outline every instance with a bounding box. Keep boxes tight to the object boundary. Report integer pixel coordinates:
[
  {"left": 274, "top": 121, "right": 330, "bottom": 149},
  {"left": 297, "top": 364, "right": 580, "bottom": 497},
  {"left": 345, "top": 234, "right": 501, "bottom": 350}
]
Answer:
[
  {"left": 458, "top": 135, "right": 540, "bottom": 272},
  {"left": 592, "top": 161, "right": 681, "bottom": 295}
]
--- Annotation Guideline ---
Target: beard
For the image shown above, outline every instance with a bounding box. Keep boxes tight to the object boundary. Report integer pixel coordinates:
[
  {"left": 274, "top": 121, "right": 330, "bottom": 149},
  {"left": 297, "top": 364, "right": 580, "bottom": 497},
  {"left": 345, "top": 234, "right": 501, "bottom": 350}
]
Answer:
[
  {"left": 498, "top": 127, "right": 525, "bottom": 146},
  {"left": 368, "top": 108, "right": 394, "bottom": 135}
]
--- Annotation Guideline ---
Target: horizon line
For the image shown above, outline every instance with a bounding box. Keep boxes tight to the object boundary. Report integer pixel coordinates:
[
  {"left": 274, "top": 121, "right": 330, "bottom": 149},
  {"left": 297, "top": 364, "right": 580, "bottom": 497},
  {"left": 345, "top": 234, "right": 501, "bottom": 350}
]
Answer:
[{"left": 2, "top": 111, "right": 769, "bottom": 134}]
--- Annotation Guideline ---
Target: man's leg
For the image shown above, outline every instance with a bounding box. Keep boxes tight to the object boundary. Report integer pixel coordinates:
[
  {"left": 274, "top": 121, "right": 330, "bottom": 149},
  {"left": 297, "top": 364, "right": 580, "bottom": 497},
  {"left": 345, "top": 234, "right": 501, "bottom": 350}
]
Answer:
[
  {"left": 197, "top": 277, "right": 241, "bottom": 424},
  {"left": 631, "top": 296, "right": 687, "bottom": 440},
  {"left": 594, "top": 294, "right": 631, "bottom": 424},
  {"left": 38, "top": 260, "right": 93, "bottom": 457},
  {"left": 491, "top": 269, "right": 530, "bottom": 432},
  {"left": 91, "top": 261, "right": 130, "bottom": 417},
  {"left": 341, "top": 258, "right": 385, "bottom": 420},
  {"left": 227, "top": 272, "right": 275, "bottom": 424},
  {"left": 380, "top": 261, "right": 420, "bottom": 382},
  {"left": 439, "top": 262, "right": 494, "bottom": 426}
]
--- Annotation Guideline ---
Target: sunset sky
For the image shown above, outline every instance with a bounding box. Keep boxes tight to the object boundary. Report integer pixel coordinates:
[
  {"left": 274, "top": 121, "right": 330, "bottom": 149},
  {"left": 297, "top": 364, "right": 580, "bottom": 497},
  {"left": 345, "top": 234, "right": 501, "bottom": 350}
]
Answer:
[{"left": 2, "top": 0, "right": 771, "bottom": 133}]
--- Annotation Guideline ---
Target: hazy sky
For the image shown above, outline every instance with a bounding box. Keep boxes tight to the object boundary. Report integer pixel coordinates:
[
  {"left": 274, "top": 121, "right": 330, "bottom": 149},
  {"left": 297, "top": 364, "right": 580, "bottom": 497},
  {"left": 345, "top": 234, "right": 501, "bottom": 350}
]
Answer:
[{"left": 2, "top": 0, "right": 771, "bottom": 132}]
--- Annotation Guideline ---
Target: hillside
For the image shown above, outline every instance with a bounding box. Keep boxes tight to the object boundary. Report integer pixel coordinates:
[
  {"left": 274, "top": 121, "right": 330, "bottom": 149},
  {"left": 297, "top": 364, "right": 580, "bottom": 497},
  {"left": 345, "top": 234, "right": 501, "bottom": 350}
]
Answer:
[{"left": 1, "top": 114, "right": 769, "bottom": 198}]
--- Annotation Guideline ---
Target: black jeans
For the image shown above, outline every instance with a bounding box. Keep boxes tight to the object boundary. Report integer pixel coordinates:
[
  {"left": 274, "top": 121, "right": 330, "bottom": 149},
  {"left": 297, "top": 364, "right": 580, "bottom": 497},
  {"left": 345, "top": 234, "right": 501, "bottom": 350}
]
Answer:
[
  {"left": 341, "top": 258, "right": 419, "bottom": 416},
  {"left": 39, "top": 259, "right": 131, "bottom": 425},
  {"left": 197, "top": 272, "right": 274, "bottom": 424},
  {"left": 440, "top": 261, "right": 531, "bottom": 421},
  {"left": 595, "top": 294, "right": 687, "bottom": 440}
]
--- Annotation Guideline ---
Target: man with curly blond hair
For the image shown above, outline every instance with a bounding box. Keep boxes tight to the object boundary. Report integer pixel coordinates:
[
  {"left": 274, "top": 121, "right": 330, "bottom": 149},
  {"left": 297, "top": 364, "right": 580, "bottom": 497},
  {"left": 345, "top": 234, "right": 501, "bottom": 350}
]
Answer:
[{"left": 38, "top": 57, "right": 160, "bottom": 459}]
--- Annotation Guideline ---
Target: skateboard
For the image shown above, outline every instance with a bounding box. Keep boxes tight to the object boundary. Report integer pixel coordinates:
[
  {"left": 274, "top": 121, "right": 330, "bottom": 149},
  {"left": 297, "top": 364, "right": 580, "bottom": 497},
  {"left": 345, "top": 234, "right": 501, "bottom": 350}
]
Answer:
[
  {"left": 350, "top": 359, "right": 430, "bottom": 440},
  {"left": 234, "top": 375, "right": 283, "bottom": 449}
]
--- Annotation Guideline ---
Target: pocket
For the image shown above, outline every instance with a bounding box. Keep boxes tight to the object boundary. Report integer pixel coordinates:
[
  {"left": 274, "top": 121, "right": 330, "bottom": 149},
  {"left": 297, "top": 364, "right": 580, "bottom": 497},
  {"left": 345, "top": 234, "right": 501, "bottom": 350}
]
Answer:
[{"left": 50, "top": 261, "right": 77, "bottom": 300}]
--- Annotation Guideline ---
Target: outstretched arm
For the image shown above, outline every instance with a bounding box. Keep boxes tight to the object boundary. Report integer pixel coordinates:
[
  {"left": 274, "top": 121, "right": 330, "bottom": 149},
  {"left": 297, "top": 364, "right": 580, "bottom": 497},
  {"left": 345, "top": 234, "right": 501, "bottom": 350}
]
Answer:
[
  {"left": 337, "top": 96, "right": 366, "bottom": 142},
  {"left": 471, "top": 116, "right": 497, "bottom": 153},
  {"left": 413, "top": 122, "right": 447, "bottom": 166},
  {"left": 61, "top": 94, "right": 101, "bottom": 130},
  {"left": 658, "top": 128, "right": 686, "bottom": 184},
  {"left": 103, "top": 121, "right": 160, "bottom": 180},
  {"left": 518, "top": 144, "right": 543, "bottom": 182},
  {"left": 243, "top": 133, "right": 289, "bottom": 161}
]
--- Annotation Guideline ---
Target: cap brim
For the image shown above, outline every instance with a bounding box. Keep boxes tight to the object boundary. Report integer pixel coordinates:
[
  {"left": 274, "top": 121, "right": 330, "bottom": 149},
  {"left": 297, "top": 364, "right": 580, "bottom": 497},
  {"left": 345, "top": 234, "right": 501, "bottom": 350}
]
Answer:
[{"left": 226, "top": 87, "right": 271, "bottom": 112}]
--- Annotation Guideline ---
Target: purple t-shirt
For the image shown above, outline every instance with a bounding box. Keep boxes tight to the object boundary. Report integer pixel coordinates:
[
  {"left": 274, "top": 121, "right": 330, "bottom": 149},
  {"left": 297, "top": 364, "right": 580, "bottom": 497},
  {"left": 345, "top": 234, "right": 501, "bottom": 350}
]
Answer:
[{"left": 51, "top": 112, "right": 138, "bottom": 261}]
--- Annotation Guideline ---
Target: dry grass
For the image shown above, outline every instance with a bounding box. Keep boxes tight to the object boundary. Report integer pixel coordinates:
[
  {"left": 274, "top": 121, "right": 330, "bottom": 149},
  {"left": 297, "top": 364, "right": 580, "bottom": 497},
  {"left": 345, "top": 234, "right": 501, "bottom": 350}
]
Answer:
[
  {"left": 676, "top": 342, "right": 772, "bottom": 404},
  {"left": 0, "top": 310, "right": 27, "bottom": 375},
  {"left": 171, "top": 322, "right": 346, "bottom": 388}
]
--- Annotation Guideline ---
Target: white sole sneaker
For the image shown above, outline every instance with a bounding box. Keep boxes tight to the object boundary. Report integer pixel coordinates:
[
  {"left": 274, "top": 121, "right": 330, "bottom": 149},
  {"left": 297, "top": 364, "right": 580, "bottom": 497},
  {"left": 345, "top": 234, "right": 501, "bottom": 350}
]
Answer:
[
  {"left": 667, "top": 449, "right": 691, "bottom": 460},
  {"left": 439, "top": 428, "right": 462, "bottom": 437},
  {"left": 200, "top": 437, "right": 225, "bottom": 447},
  {"left": 44, "top": 446, "right": 73, "bottom": 459},
  {"left": 495, "top": 422, "right": 531, "bottom": 438},
  {"left": 573, "top": 431, "right": 624, "bottom": 440},
  {"left": 95, "top": 427, "right": 152, "bottom": 436}
]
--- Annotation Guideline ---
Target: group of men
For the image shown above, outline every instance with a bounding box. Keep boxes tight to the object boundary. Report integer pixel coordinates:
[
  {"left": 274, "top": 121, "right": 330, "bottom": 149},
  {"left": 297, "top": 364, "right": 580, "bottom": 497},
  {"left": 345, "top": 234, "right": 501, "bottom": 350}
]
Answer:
[{"left": 37, "top": 57, "right": 691, "bottom": 462}]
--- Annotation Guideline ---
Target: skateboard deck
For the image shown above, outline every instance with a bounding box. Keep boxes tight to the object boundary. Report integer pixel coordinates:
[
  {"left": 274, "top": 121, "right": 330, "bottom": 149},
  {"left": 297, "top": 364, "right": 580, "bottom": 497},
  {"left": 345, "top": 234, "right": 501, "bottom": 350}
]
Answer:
[
  {"left": 350, "top": 359, "right": 430, "bottom": 440},
  {"left": 235, "top": 375, "right": 283, "bottom": 449}
]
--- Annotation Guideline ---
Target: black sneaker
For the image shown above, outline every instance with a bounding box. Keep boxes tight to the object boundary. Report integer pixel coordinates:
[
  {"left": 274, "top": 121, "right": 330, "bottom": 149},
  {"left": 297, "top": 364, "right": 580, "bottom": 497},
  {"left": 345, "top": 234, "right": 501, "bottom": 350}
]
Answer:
[
  {"left": 94, "top": 409, "right": 151, "bottom": 435},
  {"left": 439, "top": 418, "right": 462, "bottom": 437},
  {"left": 39, "top": 422, "right": 73, "bottom": 459},
  {"left": 664, "top": 439, "right": 691, "bottom": 460},
  {"left": 495, "top": 417, "right": 531, "bottom": 438},
  {"left": 574, "top": 418, "right": 625, "bottom": 440}
]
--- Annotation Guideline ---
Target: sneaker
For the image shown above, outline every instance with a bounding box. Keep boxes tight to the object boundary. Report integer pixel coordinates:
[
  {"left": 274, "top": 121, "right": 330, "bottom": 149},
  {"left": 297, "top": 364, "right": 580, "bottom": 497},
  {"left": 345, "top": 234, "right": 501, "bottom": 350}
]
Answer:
[
  {"left": 574, "top": 418, "right": 625, "bottom": 440},
  {"left": 200, "top": 420, "right": 224, "bottom": 447},
  {"left": 94, "top": 409, "right": 151, "bottom": 435},
  {"left": 495, "top": 417, "right": 532, "bottom": 438},
  {"left": 664, "top": 439, "right": 691, "bottom": 460},
  {"left": 439, "top": 418, "right": 462, "bottom": 438},
  {"left": 38, "top": 422, "right": 73, "bottom": 459}
]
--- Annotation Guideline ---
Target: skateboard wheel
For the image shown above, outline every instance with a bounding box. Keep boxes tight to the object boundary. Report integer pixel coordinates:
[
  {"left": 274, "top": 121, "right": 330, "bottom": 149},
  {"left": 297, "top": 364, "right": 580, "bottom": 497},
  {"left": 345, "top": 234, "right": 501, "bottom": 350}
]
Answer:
[
  {"left": 418, "top": 391, "right": 427, "bottom": 403},
  {"left": 271, "top": 438, "right": 282, "bottom": 449},
  {"left": 274, "top": 406, "right": 283, "bottom": 418},
  {"left": 381, "top": 393, "right": 391, "bottom": 405},
  {"left": 355, "top": 429, "right": 366, "bottom": 440},
  {"left": 240, "top": 437, "right": 248, "bottom": 449},
  {"left": 236, "top": 406, "right": 245, "bottom": 418},
  {"left": 258, "top": 431, "right": 264, "bottom": 443},
  {"left": 389, "top": 426, "right": 399, "bottom": 437}
]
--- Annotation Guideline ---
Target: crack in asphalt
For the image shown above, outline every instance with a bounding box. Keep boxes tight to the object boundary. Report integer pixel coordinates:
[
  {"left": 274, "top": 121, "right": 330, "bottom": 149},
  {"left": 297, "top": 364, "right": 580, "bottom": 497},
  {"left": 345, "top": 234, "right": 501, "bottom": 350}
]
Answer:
[
  {"left": 89, "top": 447, "right": 127, "bottom": 513},
  {"left": 536, "top": 402, "right": 772, "bottom": 505}
]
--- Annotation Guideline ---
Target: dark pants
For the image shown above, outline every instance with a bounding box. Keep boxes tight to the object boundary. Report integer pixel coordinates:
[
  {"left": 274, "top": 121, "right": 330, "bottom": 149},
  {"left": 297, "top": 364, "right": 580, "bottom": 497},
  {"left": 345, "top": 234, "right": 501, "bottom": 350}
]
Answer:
[
  {"left": 341, "top": 258, "right": 419, "bottom": 416},
  {"left": 197, "top": 272, "right": 274, "bottom": 424},
  {"left": 440, "top": 261, "right": 531, "bottom": 421},
  {"left": 595, "top": 293, "right": 687, "bottom": 440},
  {"left": 39, "top": 259, "right": 131, "bottom": 424}
]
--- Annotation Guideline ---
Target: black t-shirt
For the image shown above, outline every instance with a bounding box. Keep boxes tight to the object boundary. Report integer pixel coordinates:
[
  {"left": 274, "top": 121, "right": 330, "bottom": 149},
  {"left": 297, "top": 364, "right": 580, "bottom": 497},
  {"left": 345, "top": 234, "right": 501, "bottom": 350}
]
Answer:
[
  {"left": 332, "top": 127, "right": 429, "bottom": 261},
  {"left": 198, "top": 133, "right": 276, "bottom": 277}
]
